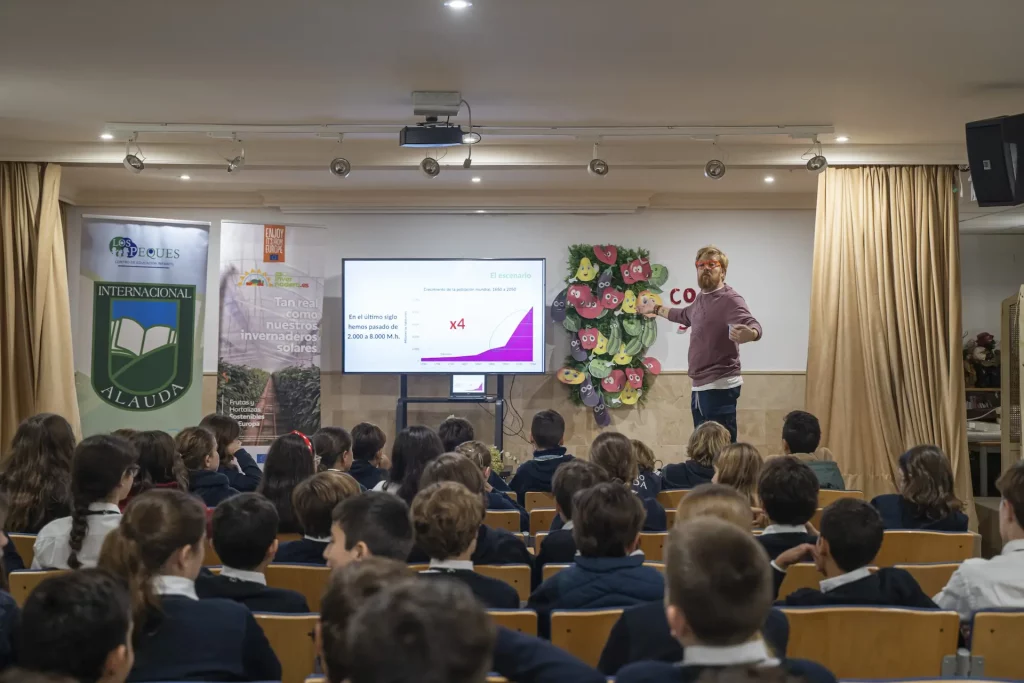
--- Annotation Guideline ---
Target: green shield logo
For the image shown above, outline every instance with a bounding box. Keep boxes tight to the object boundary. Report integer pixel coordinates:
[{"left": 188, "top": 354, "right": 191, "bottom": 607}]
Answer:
[{"left": 91, "top": 282, "right": 196, "bottom": 411}]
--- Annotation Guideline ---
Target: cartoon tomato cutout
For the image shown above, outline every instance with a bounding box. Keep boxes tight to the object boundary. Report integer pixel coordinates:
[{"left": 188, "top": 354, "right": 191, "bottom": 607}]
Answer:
[
  {"left": 601, "top": 287, "right": 624, "bottom": 310},
  {"left": 642, "top": 357, "right": 662, "bottom": 375},
  {"left": 594, "top": 245, "right": 618, "bottom": 265},
  {"left": 625, "top": 367, "right": 645, "bottom": 389},
  {"left": 621, "top": 290, "right": 637, "bottom": 314},
  {"left": 620, "top": 262, "right": 637, "bottom": 284},
  {"left": 567, "top": 284, "right": 595, "bottom": 304},
  {"left": 578, "top": 328, "right": 599, "bottom": 350},
  {"left": 575, "top": 299, "right": 605, "bottom": 319},
  {"left": 601, "top": 369, "right": 626, "bottom": 392},
  {"left": 557, "top": 367, "right": 586, "bottom": 385}
]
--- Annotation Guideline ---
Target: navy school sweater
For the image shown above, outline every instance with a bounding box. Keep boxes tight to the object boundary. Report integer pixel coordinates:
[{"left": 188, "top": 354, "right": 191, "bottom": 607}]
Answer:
[
  {"left": 632, "top": 468, "right": 664, "bottom": 501},
  {"left": 194, "top": 572, "right": 309, "bottom": 613},
  {"left": 0, "top": 592, "right": 18, "bottom": 671},
  {"left": 218, "top": 448, "right": 263, "bottom": 493},
  {"left": 489, "top": 469, "right": 512, "bottom": 493},
  {"left": 772, "top": 565, "right": 937, "bottom": 608},
  {"left": 408, "top": 524, "right": 533, "bottom": 568},
  {"left": 533, "top": 528, "right": 576, "bottom": 587},
  {"left": 488, "top": 490, "right": 530, "bottom": 532},
  {"left": 660, "top": 460, "right": 715, "bottom": 490},
  {"left": 616, "top": 658, "right": 838, "bottom": 683},
  {"left": 348, "top": 459, "right": 387, "bottom": 491},
  {"left": 273, "top": 538, "right": 329, "bottom": 565},
  {"left": 509, "top": 448, "right": 574, "bottom": 502},
  {"left": 418, "top": 567, "right": 520, "bottom": 609},
  {"left": 188, "top": 470, "right": 239, "bottom": 508},
  {"left": 127, "top": 595, "right": 281, "bottom": 682},
  {"left": 870, "top": 494, "right": 970, "bottom": 532},
  {"left": 757, "top": 531, "right": 818, "bottom": 560}
]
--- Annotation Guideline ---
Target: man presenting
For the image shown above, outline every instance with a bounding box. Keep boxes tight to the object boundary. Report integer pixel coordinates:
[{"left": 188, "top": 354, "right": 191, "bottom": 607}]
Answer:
[{"left": 637, "top": 245, "right": 760, "bottom": 442}]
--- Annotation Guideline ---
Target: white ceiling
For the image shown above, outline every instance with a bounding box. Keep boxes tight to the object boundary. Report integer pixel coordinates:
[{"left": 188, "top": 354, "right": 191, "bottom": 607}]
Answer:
[{"left": 2, "top": 0, "right": 1024, "bottom": 219}]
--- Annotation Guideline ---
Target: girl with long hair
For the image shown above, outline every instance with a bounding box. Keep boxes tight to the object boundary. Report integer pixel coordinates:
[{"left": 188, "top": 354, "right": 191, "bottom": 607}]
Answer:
[
  {"left": 32, "top": 434, "right": 138, "bottom": 570},
  {"left": 122, "top": 431, "right": 189, "bottom": 510},
  {"left": 257, "top": 432, "right": 316, "bottom": 534},
  {"left": 373, "top": 425, "right": 445, "bottom": 506},
  {"left": 0, "top": 413, "right": 76, "bottom": 533},
  {"left": 98, "top": 489, "right": 280, "bottom": 681},
  {"left": 175, "top": 426, "right": 238, "bottom": 508},
  {"left": 871, "top": 445, "right": 968, "bottom": 531},
  {"left": 199, "top": 413, "right": 263, "bottom": 492},
  {"left": 589, "top": 431, "right": 667, "bottom": 532},
  {"left": 713, "top": 443, "right": 764, "bottom": 507}
]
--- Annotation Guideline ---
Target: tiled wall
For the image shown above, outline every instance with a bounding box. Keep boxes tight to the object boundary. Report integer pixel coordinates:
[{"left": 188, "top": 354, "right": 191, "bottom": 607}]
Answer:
[{"left": 202, "top": 372, "right": 805, "bottom": 468}]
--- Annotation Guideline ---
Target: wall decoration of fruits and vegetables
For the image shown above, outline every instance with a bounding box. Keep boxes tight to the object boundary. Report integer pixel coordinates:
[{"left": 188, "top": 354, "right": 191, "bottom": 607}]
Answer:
[{"left": 553, "top": 244, "right": 666, "bottom": 426}]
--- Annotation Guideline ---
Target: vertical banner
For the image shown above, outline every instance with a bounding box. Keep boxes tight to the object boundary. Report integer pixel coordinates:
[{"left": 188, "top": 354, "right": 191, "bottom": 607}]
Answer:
[
  {"left": 75, "top": 216, "right": 210, "bottom": 436},
  {"left": 216, "top": 222, "right": 325, "bottom": 457}
]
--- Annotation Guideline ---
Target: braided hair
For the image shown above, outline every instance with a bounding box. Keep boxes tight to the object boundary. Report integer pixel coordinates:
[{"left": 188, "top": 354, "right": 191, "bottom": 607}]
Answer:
[{"left": 67, "top": 435, "right": 138, "bottom": 569}]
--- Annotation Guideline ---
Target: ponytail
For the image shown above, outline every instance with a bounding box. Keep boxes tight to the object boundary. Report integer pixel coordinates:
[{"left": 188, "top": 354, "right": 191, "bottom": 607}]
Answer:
[{"left": 67, "top": 435, "right": 138, "bottom": 570}]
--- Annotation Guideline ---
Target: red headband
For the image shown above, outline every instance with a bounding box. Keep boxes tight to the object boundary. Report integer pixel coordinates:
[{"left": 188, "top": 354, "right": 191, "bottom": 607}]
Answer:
[{"left": 291, "top": 430, "right": 313, "bottom": 455}]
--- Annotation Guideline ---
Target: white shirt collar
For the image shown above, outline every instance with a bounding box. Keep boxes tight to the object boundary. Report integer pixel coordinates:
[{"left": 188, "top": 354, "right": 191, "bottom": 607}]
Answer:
[
  {"left": 761, "top": 524, "right": 808, "bottom": 536},
  {"left": 88, "top": 502, "right": 122, "bottom": 514},
  {"left": 682, "top": 639, "right": 778, "bottom": 667},
  {"left": 219, "top": 566, "right": 267, "bottom": 585},
  {"left": 152, "top": 575, "right": 199, "bottom": 600},
  {"left": 1001, "top": 539, "right": 1024, "bottom": 555},
  {"left": 562, "top": 520, "right": 574, "bottom": 531},
  {"left": 303, "top": 535, "right": 331, "bottom": 543},
  {"left": 819, "top": 566, "right": 873, "bottom": 593},
  {"left": 427, "top": 558, "right": 474, "bottom": 571}
]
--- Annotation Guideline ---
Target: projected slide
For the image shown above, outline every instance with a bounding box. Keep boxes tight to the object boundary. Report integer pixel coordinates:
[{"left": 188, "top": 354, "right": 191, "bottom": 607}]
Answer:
[{"left": 343, "top": 259, "right": 546, "bottom": 374}]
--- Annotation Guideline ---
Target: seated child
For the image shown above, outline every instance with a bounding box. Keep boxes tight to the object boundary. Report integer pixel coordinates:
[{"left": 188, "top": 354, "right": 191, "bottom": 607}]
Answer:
[
  {"left": 509, "top": 410, "right": 574, "bottom": 502},
  {"left": 98, "top": 489, "right": 281, "bottom": 682},
  {"left": 195, "top": 493, "right": 309, "bottom": 612},
  {"left": 122, "top": 430, "right": 188, "bottom": 510},
  {"left": 599, "top": 484, "right": 789, "bottom": 675},
  {"left": 407, "top": 454, "right": 532, "bottom": 567},
  {"left": 17, "top": 569, "right": 133, "bottom": 683},
  {"left": 756, "top": 455, "right": 819, "bottom": 559},
  {"left": 661, "top": 421, "right": 730, "bottom": 490},
  {"left": 615, "top": 517, "right": 836, "bottom": 683},
  {"left": 780, "top": 411, "right": 844, "bottom": 490},
  {"left": 772, "top": 498, "right": 936, "bottom": 608},
  {"left": 275, "top": 471, "right": 362, "bottom": 564},
  {"left": 528, "top": 482, "right": 664, "bottom": 638},
  {"left": 712, "top": 443, "right": 763, "bottom": 507},
  {"left": 34, "top": 434, "right": 138, "bottom": 570},
  {"left": 590, "top": 432, "right": 666, "bottom": 531},
  {"left": 441, "top": 416, "right": 512, "bottom": 493},
  {"left": 323, "top": 492, "right": 414, "bottom": 569},
  {"left": 871, "top": 445, "right": 968, "bottom": 531},
  {"left": 347, "top": 422, "right": 389, "bottom": 491},
  {"left": 631, "top": 439, "right": 663, "bottom": 501},
  {"left": 199, "top": 414, "right": 263, "bottom": 492},
  {"left": 535, "top": 460, "right": 609, "bottom": 586},
  {"left": 411, "top": 481, "right": 520, "bottom": 608},
  {"left": 312, "top": 427, "right": 353, "bottom": 474},
  {"left": 455, "top": 440, "right": 528, "bottom": 531},
  {"left": 175, "top": 426, "right": 238, "bottom": 508}
]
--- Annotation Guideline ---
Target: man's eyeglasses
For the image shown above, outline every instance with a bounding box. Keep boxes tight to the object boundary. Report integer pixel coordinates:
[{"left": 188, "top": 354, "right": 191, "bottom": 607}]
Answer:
[{"left": 695, "top": 260, "right": 722, "bottom": 270}]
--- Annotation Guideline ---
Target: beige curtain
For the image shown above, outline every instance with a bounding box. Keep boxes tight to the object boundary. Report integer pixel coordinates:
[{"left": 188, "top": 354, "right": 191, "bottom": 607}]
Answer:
[
  {"left": 806, "top": 166, "right": 973, "bottom": 518},
  {"left": 0, "top": 163, "right": 81, "bottom": 449}
]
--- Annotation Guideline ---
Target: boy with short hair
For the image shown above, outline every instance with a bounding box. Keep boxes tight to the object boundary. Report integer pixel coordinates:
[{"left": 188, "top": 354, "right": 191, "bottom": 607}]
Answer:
[
  {"left": 509, "top": 410, "right": 574, "bottom": 502},
  {"left": 276, "top": 471, "right": 361, "bottom": 564},
  {"left": 412, "top": 481, "right": 520, "bottom": 608},
  {"left": 323, "top": 491, "right": 414, "bottom": 569},
  {"left": 442, "top": 417, "right": 512, "bottom": 493},
  {"left": 348, "top": 422, "right": 389, "bottom": 490},
  {"left": 615, "top": 519, "right": 836, "bottom": 683},
  {"left": 535, "top": 460, "right": 609, "bottom": 585},
  {"left": 17, "top": 569, "right": 135, "bottom": 683},
  {"left": 455, "top": 440, "right": 528, "bottom": 531},
  {"left": 312, "top": 427, "right": 353, "bottom": 474},
  {"left": 528, "top": 482, "right": 664, "bottom": 637},
  {"left": 780, "top": 411, "right": 844, "bottom": 490},
  {"left": 196, "top": 493, "right": 309, "bottom": 612},
  {"left": 772, "top": 498, "right": 935, "bottom": 608},
  {"left": 757, "top": 456, "right": 819, "bottom": 559}
]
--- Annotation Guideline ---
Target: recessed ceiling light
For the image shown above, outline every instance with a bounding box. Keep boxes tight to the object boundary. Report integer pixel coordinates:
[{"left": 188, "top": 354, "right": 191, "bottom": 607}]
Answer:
[
  {"left": 445, "top": 0, "right": 472, "bottom": 9},
  {"left": 835, "top": 136, "right": 849, "bottom": 143},
  {"left": 476, "top": 210, "right": 487, "bottom": 214},
  {"left": 100, "top": 133, "right": 114, "bottom": 140},
  {"left": 764, "top": 175, "right": 775, "bottom": 183},
  {"left": 471, "top": 177, "right": 481, "bottom": 183},
  {"left": 179, "top": 174, "right": 191, "bottom": 181}
]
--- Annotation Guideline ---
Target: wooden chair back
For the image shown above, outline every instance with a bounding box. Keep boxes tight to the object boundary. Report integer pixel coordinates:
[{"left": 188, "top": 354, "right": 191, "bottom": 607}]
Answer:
[
  {"left": 253, "top": 613, "right": 318, "bottom": 683},
  {"left": 873, "top": 531, "right": 976, "bottom": 567},
  {"left": 277, "top": 533, "right": 302, "bottom": 543},
  {"left": 809, "top": 508, "right": 824, "bottom": 530},
  {"left": 637, "top": 532, "right": 668, "bottom": 561},
  {"left": 485, "top": 510, "right": 522, "bottom": 532},
  {"left": 777, "top": 563, "right": 822, "bottom": 599},
  {"left": 893, "top": 563, "right": 960, "bottom": 597},
  {"left": 781, "top": 607, "right": 959, "bottom": 679},
  {"left": 550, "top": 609, "right": 624, "bottom": 667},
  {"left": 488, "top": 609, "right": 538, "bottom": 635},
  {"left": 817, "top": 490, "right": 865, "bottom": 506},
  {"left": 525, "top": 491, "right": 555, "bottom": 511},
  {"left": 265, "top": 564, "right": 330, "bottom": 611},
  {"left": 971, "top": 610, "right": 1024, "bottom": 679},
  {"left": 665, "top": 508, "right": 676, "bottom": 526},
  {"left": 204, "top": 538, "right": 222, "bottom": 566},
  {"left": 529, "top": 508, "right": 557, "bottom": 535},
  {"left": 9, "top": 534, "right": 35, "bottom": 569},
  {"left": 534, "top": 532, "right": 549, "bottom": 554},
  {"left": 475, "top": 564, "right": 531, "bottom": 602},
  {"left": 543, "top": 563, "right": 571, "bottom": 581},
  {"left": 9, "top": 570, "right": 66, "bottom": 606},
  {"left": 657, "top": 489, "right": 688, "bottom": 509},
  {"left": 504, "top": 491, "right": 518, "bottom": 502}
]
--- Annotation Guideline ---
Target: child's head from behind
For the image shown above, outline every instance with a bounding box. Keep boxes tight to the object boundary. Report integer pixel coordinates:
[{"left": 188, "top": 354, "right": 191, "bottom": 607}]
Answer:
[
  {"left": 351, "top": 422, "right": 386, "bottom": 462},
  {"left": 782, "top": 410, "right": 821, "bottom": 454},
  {"left": 713, "top": 443, "right": 763, "bottom": 505},
  {"left": 818, "top": 498, "right": 884, "bottom": 573},
  {"left": 18, "top": 569, "right": 133, "bottom": 683},
  {"left": 346, "top": 579, "right": 496, "bottom": 683},
  {"left": 589, "top": 431, "right": 638, "bottom": 484},
  {"left": 573, "top": 481, "right": 645, "bottom": 558},
  {"left": 411, "top": 482, "right": 484, "bottom": 561},
  {"left": 211, "top": 493, "right": 279, "bottom": 571},
  {"left": 438, "top": 416, "right": 475, "bottom": 452},
  {"left": 453, "top": 440, "right": 492, "bottom": 475},
  {"left": 686, "top": 421, "right": 731, "bottom": 467},
  {"left": 174, "top": 426, "right": 218, "bottom": 472},
  {"left": 898, "top": 445, "right": 962, "bottom": 520},
  {"left": 326, "top": 492, "right": 413, "bottom": 569},
  {"left": 675, "top": 483, "right": 753, "bottom": 530},
  {"left": 665, "top": 517, "right": 772, "bottom": 647},
  {"left": 198, "top": 413, "right": 240, "bottom": 465},
  {"left": 318, "top": 557, "right": 413, "bottom": 683},
  {"left": 312, "top": 427, "right": 353, "bottom": 472},
  {"left": 632, "top": 439, "right": 658, "bottom": 473},
  {"left": 292, "top": 471, "right": 362, "bottom": 538},
  {"left": 3, "top": 413, "right": 76, "bottom": 533},
  {"left": 127, "top": 430, "right": 187, "bottom": 496},
  {"left": 388, "top": 425, "right": 446, "bottom": 504},
  {"left": 997, "top": 461, "right": 1024, "bottom": 540},
  {"left": 758, "top": 456, "right": 819, "bottom": 525},
  {"left": 551, "top": 460, "right": 609, "bottom": 521},
  {"left": 68, "top": 435, "right": 139, "bottom": 570},
  {"left": 530, "top": 410, "right": 565, "bottom": 450},
  {"left": 263, "top": 433, "right": 316, "bottom": 483},
  {"left": 419, "top": 453, "right": 486, "bottom": 496}
]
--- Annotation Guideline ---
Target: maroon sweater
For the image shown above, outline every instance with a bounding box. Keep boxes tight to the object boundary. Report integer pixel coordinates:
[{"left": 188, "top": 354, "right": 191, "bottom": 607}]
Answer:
[{"left": 667, "top": 284, "right": 761, "bottom": 387}]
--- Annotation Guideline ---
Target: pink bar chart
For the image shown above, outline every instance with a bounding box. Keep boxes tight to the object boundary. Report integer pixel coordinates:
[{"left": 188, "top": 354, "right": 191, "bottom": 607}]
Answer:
[{"left": 421, "top": 308, "right": 534, "bottom": 363}]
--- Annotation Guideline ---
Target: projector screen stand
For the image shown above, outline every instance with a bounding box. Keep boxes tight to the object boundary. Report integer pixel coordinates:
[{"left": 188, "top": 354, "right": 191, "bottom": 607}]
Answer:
[{"left": 395, "top": 375, "right": 505, "bottom": 450}]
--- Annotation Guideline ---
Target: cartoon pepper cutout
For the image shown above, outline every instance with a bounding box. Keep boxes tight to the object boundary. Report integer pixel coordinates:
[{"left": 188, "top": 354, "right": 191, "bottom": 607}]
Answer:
[
  {"left": 567, "top": 284, "right": 595, "bottom": 305},
  {"left": 601, "top": 287, "right": 624, "bottom": 310},
  {"left": 642, "top": 357, "right": 662, "bottom": 375},
  {"left": 601, "top": 369, "right": 626, "bottom": 393},
  {"left": 578, "top": 328, "right": 599, "bottom": 350},
  {"left": 625, "top": 367, "right": 645, "bottom": 389}
]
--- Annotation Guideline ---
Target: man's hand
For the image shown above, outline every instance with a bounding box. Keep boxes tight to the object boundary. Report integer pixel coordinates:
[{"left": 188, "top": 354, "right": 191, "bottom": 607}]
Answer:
[
  {"left": 637, "top": 298, "right": 657, "bottom": 317},
  {"left": 774, "top": 543, "right": 817, "bottom": 570},
  {"left": 729, "top": 324, "right": 758, "bottom": 344}
]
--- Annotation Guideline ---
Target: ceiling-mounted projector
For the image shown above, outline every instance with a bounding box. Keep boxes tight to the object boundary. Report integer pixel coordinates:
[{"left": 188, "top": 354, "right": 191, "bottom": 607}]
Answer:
[{"left": 399, "top": 124, "right": 466, "bottom": 148}]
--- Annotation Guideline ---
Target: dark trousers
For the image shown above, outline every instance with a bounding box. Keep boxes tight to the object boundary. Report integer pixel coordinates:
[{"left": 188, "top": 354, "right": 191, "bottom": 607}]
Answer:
[{"left": 691, "top": 386, "right": 741, "bottom": 442}]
